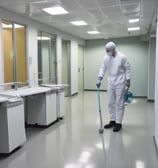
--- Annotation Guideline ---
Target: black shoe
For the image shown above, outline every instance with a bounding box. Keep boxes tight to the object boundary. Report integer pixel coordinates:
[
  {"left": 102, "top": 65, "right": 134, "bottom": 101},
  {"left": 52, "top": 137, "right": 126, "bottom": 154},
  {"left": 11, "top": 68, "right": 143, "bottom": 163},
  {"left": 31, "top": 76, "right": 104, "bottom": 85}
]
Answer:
[
  {"left": 113, "top": 123, "right": 122, "bottom": 132},
  {"left": 104, "top": 121, "right": 116, "bottom": 129}
]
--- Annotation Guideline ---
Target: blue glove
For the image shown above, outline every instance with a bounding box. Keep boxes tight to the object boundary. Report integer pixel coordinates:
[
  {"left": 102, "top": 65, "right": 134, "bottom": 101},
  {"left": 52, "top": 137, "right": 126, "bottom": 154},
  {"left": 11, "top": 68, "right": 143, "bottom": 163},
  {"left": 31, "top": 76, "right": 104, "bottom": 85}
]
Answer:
[
  {"left": 126, "top": 79, "right": 130, "bottom": 88},
  {"left": 96, "top": 77, "right": 102, "bottom": 88}
]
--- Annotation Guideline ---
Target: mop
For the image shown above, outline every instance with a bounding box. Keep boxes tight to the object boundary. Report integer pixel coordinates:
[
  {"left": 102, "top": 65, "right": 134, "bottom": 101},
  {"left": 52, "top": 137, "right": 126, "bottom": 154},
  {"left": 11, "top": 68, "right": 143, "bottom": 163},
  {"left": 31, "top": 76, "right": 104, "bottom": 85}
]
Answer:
[{"left": 97, "top": 88, "right": 104, "bottom": 134}]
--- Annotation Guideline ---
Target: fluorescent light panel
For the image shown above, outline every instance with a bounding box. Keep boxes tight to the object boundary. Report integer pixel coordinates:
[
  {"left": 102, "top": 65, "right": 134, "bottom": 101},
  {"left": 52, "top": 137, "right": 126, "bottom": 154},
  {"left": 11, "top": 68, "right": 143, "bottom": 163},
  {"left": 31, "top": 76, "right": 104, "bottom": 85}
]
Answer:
[
  {"left": 129, "top": 18, "right": 139, "bottom": 23},
  {"left": 30, "top": 0, "right": 47, "bottom": 4},
  {"left": 87, "top": 31, "right": 100, "bottom": 34},
  {"left": 70, "top": 21, "right": 87, "bottom": 26},
  {"left": 37, "top": 37, "right": 51, "bottom": 40},
  {"left": 128, "top": 27, "right": 140, "bottom": 31},
  {"left": 43, "top": 6, "right": 68, "bottom": 15}
]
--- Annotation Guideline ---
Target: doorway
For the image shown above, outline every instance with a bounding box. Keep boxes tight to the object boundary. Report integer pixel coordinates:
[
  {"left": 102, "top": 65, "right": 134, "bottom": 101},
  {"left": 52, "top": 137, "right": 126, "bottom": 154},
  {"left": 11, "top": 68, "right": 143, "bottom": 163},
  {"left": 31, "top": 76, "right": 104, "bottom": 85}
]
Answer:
[
  {"left": 78, "top": 45, "right": 84, "bottom": 92},
  {"left": 62, "top": 40, "right": 70, "bottom": 96},
  {"left": 38, "top": 31, "right": 57, "bottom": 84}
]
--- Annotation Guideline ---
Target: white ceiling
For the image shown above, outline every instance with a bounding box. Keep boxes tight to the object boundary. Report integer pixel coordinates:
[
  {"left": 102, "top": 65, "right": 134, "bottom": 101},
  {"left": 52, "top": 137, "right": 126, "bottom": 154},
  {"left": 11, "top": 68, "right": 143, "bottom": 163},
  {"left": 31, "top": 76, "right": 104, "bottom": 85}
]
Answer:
[{"left": 0, "top": 0, "right": 157, "bottom": 39}]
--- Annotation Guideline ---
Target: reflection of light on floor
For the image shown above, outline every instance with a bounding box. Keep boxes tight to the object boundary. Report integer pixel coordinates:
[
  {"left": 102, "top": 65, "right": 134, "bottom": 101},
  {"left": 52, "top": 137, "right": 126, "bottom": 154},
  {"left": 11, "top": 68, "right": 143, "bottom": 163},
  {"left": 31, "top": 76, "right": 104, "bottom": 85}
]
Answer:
[
  {"left": 96, "top": 117, "right": 100, "bottom": 124},
  {"left": 95, "top": 142, "right": 108, "bottom": 150},
  {"left": 124, "top": 99, "right": 138, "bottom": 106},
  {"left": 78, "top": 151, "right": 91, "bottom": 163},
  {"left": 122, "top": 134, "right": 132, "bottom": 148},
  {"left": 65, "top": 148, "right": 95, "bottom": 168},
  {"left": 85, "top": 164, "right": 95, "bottom": 168},
  {"left": 65, "top": 163, "right": 77, "bottom": 168},
  {"left": 65, "top": 162, "right": 94, "bottom": 168},
  {"left": 132, "top": 99, "right": 138, "bottom": 104},
  {"left": 136, "top": 161, "right": 145, "bottom": 168},
  {"left": 65, "top": 163, "right": 94, "bottom": 168}
]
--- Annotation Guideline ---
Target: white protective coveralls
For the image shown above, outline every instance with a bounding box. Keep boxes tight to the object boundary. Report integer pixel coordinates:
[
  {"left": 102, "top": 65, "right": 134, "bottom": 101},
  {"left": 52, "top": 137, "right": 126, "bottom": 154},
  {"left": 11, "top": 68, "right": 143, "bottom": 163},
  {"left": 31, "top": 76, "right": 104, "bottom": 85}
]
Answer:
[{"left": 98, "top": 50, "right": 131, "bottom": 124}]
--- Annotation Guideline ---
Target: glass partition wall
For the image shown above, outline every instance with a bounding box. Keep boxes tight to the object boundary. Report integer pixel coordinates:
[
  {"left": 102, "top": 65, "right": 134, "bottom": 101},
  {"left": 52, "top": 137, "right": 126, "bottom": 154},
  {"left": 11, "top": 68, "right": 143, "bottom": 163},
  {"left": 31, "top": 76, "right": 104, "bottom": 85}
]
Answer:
[
  {"left": 38, "top": 31, "right": 57, "bottom": 84},
  {"left": 2, "top": 20, "right": 27, "bottom": 90}
]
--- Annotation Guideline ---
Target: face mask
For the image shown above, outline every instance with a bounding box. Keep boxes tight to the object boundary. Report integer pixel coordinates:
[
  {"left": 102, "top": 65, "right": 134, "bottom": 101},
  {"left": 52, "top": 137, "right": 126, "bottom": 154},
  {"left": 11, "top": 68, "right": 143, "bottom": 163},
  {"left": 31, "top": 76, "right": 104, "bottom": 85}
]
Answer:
[{"left": 107, "top": 51, "right": 112, "bottom": 56}]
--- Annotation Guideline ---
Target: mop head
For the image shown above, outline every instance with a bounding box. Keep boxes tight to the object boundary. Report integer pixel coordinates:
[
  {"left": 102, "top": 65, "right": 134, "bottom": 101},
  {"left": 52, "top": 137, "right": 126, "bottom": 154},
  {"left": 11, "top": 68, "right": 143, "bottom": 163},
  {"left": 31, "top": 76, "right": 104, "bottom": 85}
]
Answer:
[{"left": 99, "top": 128, "right": 104, "bottom": 134}]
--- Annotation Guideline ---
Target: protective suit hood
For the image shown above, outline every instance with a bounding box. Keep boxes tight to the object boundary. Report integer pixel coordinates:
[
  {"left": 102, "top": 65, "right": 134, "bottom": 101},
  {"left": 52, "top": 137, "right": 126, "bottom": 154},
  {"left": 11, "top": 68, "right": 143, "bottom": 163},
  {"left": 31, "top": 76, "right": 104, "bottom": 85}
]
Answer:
[{"left": 105, "top": 41, "right": 116, "bottom": 50}]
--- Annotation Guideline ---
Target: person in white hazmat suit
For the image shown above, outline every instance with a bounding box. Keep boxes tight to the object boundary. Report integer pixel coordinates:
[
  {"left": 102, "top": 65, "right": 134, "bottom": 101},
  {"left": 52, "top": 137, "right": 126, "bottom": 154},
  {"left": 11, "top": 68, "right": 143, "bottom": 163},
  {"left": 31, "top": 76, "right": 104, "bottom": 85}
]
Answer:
[{"left": 96, "top": 42, "right": 131, "bottom": 132}]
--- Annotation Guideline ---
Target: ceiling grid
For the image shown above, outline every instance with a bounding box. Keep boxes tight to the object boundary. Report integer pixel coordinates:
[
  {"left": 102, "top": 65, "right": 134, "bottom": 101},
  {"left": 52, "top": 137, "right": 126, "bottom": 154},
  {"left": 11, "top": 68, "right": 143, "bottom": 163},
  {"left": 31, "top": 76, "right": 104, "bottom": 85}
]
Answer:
[{"left": 0, "top": 0, "right": 157, "bottom": 39}]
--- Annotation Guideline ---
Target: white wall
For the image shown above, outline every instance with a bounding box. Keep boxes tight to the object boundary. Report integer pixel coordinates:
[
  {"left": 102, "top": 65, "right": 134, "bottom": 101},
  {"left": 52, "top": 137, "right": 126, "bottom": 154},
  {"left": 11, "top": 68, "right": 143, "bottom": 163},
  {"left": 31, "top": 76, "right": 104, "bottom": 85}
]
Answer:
[
  {"left": 27, "top": 26, "right": 38, "bottom": 87},
  {"left": 154, "top": 10, "right": 158, "bottom": 149},
  {"left": 70, "top": 41, "right": 78, "bottom": 95},
  {"left": 148, "top": 37, "right": 156, "bottom": 100}
]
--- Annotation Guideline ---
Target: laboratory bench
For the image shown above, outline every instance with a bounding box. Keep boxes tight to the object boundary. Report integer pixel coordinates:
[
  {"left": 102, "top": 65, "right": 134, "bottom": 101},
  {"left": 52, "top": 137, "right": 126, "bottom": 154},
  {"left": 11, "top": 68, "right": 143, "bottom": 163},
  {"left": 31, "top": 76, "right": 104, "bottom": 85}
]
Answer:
[
  {"left": 0, "top": 86, "right": 57, "bottom": 126},
  {"left": 0, "top": 85, "right": 66, "bottom": 154}
]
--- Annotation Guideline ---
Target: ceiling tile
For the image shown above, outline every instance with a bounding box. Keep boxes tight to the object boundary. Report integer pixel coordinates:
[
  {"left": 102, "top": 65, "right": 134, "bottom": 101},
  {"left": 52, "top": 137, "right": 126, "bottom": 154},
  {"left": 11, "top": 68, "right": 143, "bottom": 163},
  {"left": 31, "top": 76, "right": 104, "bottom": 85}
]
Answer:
[
  {"left": 123, "top": 12, "right": 140, "bottom": 19},
  {"left": 88, "top": 8, "right": 110, "bottom": 24},
  {"left": 108, "top": 14, "right": 125, "bottom": 23},
  {"left": 0, "top": 0, "right": 156, "bottom": 39},
  {"left": 101, "top": 5, "right": 122, "bottom": 15},
  {"left": 73, "top": 0, "right": 97, "bottom": 9},
  {"left": 60, "top": 0, "right": 82, "bottom": 12},
  {"left": 121, "top": 3, "right": 140, "bottom": 14},
  {"left": 120, "top": 0, "right": 141, "bottom": 5},
  {"left": 93, "top": 0, "right": 119, "bottom": 7},
  {"left": 31, "top": 1, "right": 60, "bottom": 9}
]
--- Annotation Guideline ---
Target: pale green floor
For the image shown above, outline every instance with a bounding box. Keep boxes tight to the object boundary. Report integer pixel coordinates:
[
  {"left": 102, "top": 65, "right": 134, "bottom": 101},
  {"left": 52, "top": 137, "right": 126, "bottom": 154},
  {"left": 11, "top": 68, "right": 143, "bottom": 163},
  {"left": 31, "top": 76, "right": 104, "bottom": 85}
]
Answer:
[{"left": 0, "top": 91, "right": 158, "bottom": 168}]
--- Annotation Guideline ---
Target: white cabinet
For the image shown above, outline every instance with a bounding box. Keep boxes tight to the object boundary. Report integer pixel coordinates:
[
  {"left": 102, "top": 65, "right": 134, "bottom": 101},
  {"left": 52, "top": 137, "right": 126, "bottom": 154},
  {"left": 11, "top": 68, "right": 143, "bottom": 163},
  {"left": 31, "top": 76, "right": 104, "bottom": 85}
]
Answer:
[
  {"left": 0, "top": 99, "right": 26, "bottom": 153},
  {"left": 46, "top": 92, "right": 57, "bottom": 124},
  {"left": 27, "top": 92, "right": 57, "bottom": 126},
  {"left": 40, "top": 84, "right": 66, "bottom": 120},
  {"left": 56, "top": 89, "right": 65, "bottom": 119}
]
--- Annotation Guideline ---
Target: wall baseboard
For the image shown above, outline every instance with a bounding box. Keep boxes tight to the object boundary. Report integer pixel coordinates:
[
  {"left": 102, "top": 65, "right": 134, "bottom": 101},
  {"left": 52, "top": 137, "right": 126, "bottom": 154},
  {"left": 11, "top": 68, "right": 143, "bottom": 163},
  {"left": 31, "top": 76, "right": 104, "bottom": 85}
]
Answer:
[
  {"left": 71, "top": 92, "right": 78, "bottom": 96},
  {"left": 147, "top": 99, "right": 154, "bottom": 102},
  {"left": 84, "top": 89, "right": 107, "bottom": 92},
  {"left": 84, "top": 90, "right": 148, "bottom": 98}
]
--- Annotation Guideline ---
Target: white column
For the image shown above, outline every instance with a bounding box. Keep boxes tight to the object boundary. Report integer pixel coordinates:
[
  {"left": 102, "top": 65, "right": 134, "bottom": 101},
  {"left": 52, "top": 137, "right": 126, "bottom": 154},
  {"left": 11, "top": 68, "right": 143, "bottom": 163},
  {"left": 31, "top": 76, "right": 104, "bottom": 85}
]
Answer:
[
  {"left": 148, "top": 37, "right": 156, "bottom": 100},
  {"left": 27, "top": 26, "right": 38, "bottom": 87},
  {"left": 154, "top": 9, "right": 158, "bottom": 148},
  {"left": 70, "top": 41, "right": 78, "bottom": 95},
  {"left": 56, "top": 36, "right": 62, "bottom": 84}
]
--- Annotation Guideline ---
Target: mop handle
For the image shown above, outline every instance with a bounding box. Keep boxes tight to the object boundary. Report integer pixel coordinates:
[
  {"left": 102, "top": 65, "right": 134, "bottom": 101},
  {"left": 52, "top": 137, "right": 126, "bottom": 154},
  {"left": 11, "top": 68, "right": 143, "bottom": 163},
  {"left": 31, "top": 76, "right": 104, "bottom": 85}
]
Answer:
[{"left": 97, "top": 88, "right": 101, "bottom": 112}]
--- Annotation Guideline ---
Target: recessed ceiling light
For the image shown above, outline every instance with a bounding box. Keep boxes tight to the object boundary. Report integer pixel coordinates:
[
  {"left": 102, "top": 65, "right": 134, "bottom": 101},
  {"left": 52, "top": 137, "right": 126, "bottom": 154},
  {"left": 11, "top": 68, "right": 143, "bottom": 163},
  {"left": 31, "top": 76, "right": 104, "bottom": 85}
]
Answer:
[
  {"left": 37, "top": 37, "right": 51, "bottom": 40},
  {"left": 128, "top": 27, "right": 140, "bottom": 31},
  {"left": 2, "top": 23, "right": 24, "bottom": 28},
  {"left": 30, "top": 0, "right": 47, "bottom": 4},
  {"left": 129, "top": 18, "right": 139, "bottom": 23},
  {"left": 43, "top": 6, "right": 68, "bottom": 15},
  {"left": 87, "top": 31, "right": 100, "bottom": 34},
  {"left": 70, "top": 21, "right": 87, "bottom": 26}
]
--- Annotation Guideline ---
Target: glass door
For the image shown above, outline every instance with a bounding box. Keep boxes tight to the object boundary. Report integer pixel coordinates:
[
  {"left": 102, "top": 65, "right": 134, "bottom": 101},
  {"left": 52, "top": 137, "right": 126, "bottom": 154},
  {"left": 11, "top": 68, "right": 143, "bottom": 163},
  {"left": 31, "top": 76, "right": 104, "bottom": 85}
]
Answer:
[
  {"left": 2, "top": 20, "right": 27, "bottom": 90},
  {"left": 62, "top": 40, "right": 70, "bottom": 96},
  {"left": 38, "top": 31, "right": 57, "bottom": 84},
  {"left": 2, "top": 20, "right": 14, "bottom": 85}
]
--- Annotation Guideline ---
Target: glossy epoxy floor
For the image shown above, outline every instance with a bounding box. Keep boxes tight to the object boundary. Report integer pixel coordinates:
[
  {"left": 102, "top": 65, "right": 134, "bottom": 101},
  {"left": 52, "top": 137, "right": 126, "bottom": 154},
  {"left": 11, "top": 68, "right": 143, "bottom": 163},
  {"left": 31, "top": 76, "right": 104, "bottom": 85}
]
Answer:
[{"left": 0, "top": 91, "right": 158, "bottom": 168}]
